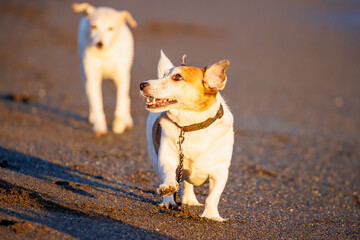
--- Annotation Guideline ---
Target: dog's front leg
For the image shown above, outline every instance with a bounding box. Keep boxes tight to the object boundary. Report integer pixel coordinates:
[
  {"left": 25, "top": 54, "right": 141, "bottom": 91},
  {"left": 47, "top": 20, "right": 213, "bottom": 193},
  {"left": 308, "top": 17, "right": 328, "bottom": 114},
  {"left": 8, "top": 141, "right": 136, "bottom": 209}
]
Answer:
[
  {"left": 201, "top": 169, "right": 229, "bottom": 221},
  {"left": 84, "top": 75, "right": 107, "bottom": 135},
  {"left": 157, "top": 138, "right": 179, "bottom": 208},
  {"left": 182, "top": 181, "right": 202, "bottom": 206},
  {"left": 113, "top": 71, "right": 133, "bottom": 134}
]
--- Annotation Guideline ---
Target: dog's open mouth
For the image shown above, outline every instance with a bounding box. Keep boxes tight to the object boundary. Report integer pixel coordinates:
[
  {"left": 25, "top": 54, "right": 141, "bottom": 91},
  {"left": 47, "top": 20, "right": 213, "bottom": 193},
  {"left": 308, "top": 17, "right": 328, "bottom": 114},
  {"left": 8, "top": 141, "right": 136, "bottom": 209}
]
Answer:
[{"left": 146, "top": 97, "right": 177, "bottom": 109}]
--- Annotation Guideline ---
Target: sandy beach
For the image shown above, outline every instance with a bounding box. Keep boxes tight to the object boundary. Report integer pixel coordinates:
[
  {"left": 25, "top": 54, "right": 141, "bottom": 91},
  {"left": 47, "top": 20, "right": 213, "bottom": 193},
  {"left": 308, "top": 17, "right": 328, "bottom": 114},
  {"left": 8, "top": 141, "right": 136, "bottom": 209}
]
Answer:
[{"left": 0, "top": 0, "right": 359, "bottom": 239}]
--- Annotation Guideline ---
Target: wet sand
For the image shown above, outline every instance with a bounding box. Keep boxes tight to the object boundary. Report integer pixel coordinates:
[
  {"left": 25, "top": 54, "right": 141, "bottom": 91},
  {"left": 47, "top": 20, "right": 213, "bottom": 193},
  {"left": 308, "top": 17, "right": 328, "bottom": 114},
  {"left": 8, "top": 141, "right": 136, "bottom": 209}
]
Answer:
[{"left": 0, "top": 0, "right": 359, "bottom": 239}]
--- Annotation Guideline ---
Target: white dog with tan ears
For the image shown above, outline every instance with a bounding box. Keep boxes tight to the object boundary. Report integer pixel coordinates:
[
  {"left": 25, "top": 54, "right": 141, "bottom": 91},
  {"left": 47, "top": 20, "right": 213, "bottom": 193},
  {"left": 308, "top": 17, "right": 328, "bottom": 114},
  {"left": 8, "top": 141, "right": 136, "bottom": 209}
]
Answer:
[
  {"left": 140, "top": 51, "right": 234, "bottom": 221},
  {"left": 72, "top": 3, "right": 137, "bottom": 135}
]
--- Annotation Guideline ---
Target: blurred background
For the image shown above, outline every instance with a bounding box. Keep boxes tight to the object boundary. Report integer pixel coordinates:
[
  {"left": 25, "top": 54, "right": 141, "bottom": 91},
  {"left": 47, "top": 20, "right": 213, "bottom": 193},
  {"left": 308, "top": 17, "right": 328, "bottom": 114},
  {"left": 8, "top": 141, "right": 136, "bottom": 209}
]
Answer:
[
  {"left": 1, "top": 0, "right": 359, "bottom": 138},
  {"left": 0, "top": 0, "right": 359, "bottom": 238}
]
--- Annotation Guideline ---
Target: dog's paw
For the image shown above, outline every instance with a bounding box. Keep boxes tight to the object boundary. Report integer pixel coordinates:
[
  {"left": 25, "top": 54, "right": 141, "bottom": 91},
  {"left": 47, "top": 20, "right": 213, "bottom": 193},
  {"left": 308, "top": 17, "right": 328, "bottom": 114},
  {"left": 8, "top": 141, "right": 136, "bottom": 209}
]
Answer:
[
  {"left": 206, "top": 216, "right": 228, "bottom": 222},
  {"left": 93, "top": 120, "right": 107, "bottom": 135},
  {"left": 113, "top": 116, "right": 133, "bottom": 134},
  {"left": 182, "top": 198, "right": 203, "bottom": 206},
  {"left": 200, "top": 213, "right": 228, "bottom": 222},
  {"left": 159, "top": 195, "right": 178, "bottom": 209},
  {"left": 159, "top": 202, "right": 179, "bottom": 209},
  {"left": 94, "top": 130, "right": 108, "bottom": 137},
  {"left": 157, "top": 183, "right": 178, "bottom": 196}
]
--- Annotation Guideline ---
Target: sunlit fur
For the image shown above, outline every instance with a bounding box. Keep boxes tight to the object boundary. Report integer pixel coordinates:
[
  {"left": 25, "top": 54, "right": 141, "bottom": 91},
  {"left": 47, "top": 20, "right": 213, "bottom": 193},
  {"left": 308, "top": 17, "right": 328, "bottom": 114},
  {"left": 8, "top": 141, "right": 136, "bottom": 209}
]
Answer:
[
  {"left": 73, "top": 3, "right": 136, "bottom": 135},
  {"left": 141, "top": 51, "right": 234, "bottom": 221},
  {"left": 142, "top": 66, "right": 218, "bottom": 113}
]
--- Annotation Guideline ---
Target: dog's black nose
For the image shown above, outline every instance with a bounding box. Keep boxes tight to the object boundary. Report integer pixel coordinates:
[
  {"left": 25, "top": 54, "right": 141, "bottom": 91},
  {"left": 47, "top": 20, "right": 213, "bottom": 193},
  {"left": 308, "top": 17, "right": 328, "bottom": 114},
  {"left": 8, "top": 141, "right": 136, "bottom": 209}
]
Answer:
[
  {"left": 96, "top": 41, "right": 103, "bottom": 48},
  {"left": 140, "top": 82, "right": 149, "bottom": 91}
]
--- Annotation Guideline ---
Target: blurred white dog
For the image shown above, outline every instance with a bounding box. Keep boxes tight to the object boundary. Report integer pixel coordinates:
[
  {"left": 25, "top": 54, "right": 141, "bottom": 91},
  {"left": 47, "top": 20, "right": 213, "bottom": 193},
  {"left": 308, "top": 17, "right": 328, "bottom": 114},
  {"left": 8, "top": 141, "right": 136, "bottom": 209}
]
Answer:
[
  {"left": 140, "top": 51, "right": 234, "bottom": 221},
  {"left": 72, "top": 3, "right": 137, "bottom": 135}
]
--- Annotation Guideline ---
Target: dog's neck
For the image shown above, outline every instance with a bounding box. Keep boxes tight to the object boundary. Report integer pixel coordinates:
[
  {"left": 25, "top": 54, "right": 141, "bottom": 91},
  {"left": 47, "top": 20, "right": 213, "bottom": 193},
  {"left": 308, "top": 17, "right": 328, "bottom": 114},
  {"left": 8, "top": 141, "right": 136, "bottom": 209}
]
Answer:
[{"left": 166, "top": 93, "right": 223, "bottom": 127}]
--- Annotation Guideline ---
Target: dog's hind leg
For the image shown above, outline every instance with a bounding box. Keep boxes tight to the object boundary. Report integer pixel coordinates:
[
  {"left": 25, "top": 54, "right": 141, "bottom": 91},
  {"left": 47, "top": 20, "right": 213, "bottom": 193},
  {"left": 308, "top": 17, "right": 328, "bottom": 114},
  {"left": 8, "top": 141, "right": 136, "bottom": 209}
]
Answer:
[
  {"left": 182, "top": 181, "right": 202, "bottom": 206},
  {"left": 200, "top": 170, "right": 228, "bottom": 221},
  {"left": 113, "top": 71, "right": 133, "bottom": 134}
]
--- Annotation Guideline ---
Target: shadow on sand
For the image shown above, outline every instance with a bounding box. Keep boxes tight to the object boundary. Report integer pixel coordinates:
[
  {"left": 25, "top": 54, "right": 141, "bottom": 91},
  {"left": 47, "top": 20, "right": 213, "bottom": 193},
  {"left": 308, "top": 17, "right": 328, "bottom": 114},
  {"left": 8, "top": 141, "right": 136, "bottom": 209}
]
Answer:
[
  {"left": 0, "top": 179, "right": 172, "bottom": 240},
  {"left": 0, "top": 93, "right": 90, "bottom": 132},
  {"left": 0, "top": 146, "right": 157, "bottom": 204},
  {"left": 0, "top": 146, "right": 167, "bottom": 239}
]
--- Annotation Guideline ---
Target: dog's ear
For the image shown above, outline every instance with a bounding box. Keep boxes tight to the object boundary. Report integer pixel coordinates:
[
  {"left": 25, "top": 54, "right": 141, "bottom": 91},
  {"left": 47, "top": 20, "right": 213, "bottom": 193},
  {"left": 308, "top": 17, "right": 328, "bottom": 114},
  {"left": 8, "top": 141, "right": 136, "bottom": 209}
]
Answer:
[
  {"left": 203, "top": 60, "right": 230, "bottom": 91},
  {"left": 158, "top": 50, "right": 174, "bottom": 79},
  {"left": 72, "top": 3, "right": 94, "bottom": 15},
  {"left": 120, "top": 11, "right": 137, "bottom": 28}
]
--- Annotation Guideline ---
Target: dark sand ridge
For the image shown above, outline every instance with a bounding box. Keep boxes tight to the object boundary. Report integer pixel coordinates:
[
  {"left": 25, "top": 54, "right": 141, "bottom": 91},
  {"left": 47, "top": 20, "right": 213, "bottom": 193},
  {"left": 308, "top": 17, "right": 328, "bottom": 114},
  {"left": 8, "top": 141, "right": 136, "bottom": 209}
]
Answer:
[{"left": 0, "top": 0, "right": 359, "bottom": 239}]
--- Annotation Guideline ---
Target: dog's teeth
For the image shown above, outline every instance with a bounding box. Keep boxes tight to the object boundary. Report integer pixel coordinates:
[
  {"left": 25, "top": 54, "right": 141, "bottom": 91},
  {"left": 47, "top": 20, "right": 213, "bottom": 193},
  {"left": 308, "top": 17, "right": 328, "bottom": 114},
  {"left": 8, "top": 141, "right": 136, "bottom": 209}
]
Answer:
[
  {"left": 146, "top": 98, "right": 150, "bottom": 102},
  {"left": 152, "top": 98, "right": 156, "bottom": 103}
]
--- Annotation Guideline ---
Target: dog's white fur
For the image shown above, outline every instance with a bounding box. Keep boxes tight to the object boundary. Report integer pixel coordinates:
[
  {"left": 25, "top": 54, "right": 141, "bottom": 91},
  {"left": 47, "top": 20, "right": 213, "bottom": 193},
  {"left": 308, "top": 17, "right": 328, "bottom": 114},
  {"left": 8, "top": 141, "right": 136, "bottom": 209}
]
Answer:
[
  {"left": 72, "top": 3, "right": 137, "bottom": 135},
  {"left": 141, "top": 51, "right": 234, "bottom": 221}
]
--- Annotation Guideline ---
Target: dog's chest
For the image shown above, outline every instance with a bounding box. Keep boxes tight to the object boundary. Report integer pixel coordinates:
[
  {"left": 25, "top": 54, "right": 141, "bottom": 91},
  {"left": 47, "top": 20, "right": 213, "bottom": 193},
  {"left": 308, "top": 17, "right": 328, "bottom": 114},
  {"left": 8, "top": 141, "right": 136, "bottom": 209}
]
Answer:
[
  {"left": 180, "top": 131, "right": 229, "bottom": 185},
  {"left": 154, "top": 115, "right": 222, "bottom": 158},
  {"left": 101, "top": 61, "right": 119, "bottom": 78},
  {"left": 163, "top": 118, "right": 231, "bottom": 171}
]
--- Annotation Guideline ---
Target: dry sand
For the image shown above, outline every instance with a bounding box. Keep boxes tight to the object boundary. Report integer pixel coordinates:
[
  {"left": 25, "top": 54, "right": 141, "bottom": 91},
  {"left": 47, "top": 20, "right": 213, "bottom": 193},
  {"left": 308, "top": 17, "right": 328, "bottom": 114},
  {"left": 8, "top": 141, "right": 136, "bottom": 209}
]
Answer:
[{"left": 0, "top": 0, "right": 359, "bottom": 239}]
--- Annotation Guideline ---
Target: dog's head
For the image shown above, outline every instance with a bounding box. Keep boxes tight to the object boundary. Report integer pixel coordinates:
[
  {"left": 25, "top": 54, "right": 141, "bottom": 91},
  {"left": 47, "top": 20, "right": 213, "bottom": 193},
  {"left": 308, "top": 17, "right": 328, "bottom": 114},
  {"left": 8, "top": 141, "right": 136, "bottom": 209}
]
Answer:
[
  {"left": 72, "top": 2, "right": 137, "bottom": 49},
  {"left": 140, "top": 50, "right": 229, "bottom": 113}
]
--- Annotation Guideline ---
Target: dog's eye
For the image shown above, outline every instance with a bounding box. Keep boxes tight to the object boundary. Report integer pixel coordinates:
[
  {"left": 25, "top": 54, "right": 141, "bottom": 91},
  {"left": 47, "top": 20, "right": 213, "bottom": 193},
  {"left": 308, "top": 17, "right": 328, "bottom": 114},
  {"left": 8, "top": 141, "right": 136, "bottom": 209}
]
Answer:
[
  {"left": 172, "top": 74, "right": 183, "bottom": 81},
  {"left": 91, "top": 25, "right": 97, "bottom": 30},
  {"left": 108, "top": 27, "right": 113, "bottom": 31}
]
